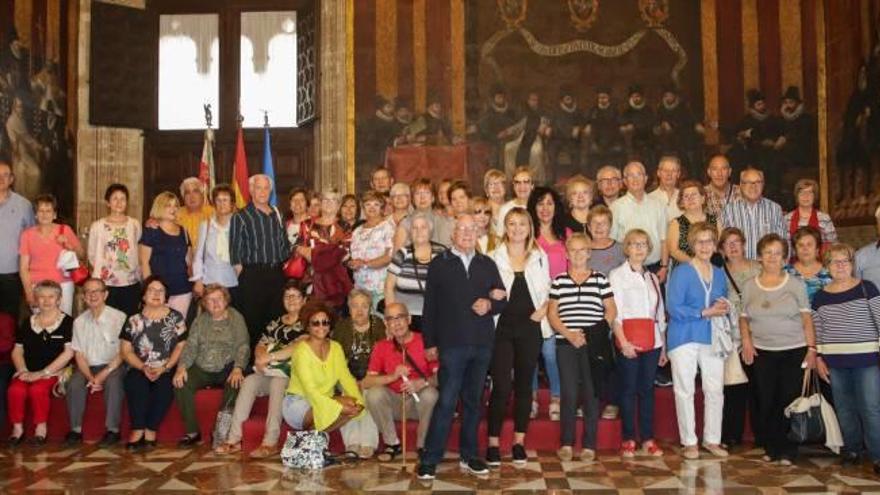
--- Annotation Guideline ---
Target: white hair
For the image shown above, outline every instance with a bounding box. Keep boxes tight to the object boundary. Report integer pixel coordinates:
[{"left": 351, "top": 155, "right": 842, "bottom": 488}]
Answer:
[
  {"left": 179, "top": 177, "right": 205, "bottom": 197},
  {"left": 248, "top": 174, "right": 274, "bottom": 194}
]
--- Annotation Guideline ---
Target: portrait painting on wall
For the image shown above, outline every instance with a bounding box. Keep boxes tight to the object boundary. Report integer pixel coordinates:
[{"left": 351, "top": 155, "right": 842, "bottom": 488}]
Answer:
[{"left": 0, "top": 1, "right": 75, "bottom": 224}]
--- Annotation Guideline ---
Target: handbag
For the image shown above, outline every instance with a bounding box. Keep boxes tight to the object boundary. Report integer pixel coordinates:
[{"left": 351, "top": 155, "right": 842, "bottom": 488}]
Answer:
[
  {"left": 620, "top": 272, "right": 661, "bottom": 352},
  {"left": 282, "top": 212, "right": 310, "bottom": 280},
  {"left": 55, "top": 225, "right": 89, "bottom": 286},
  {"left": 784, "top": 368, "right": 825, "bottom": 444},
  {"left": 211, "top": 394, "right": 237, "bottom": 450},
  {"left": 280, "top": 430, "right": 330, "bottom": 470},
  {"left": 723, "top": 352, "right": 748, "bottom": 385}
]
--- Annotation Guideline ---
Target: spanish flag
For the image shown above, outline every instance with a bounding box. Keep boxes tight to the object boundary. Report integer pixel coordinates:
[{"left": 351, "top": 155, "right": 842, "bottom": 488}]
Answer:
[{"left": 232, "top": 126, "right": 251, "bottom": 208}]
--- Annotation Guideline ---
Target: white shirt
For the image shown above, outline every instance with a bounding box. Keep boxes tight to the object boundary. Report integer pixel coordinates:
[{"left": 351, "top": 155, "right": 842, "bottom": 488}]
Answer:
[
  {"left": 648, "top": 187, "right": 682, "bottom": 223},
  {"left": 71, "top": 305, "right": 126, "bottom": 366},
  {"left": 608, "top": 262, "right": 667, "bottom": 349},
  {"left": 610, "top": 192, "right": 668, "bottom": 265}
]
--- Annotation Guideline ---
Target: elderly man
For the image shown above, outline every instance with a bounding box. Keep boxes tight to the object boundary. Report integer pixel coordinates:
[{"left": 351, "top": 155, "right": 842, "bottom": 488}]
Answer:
[
  {"left": 593, "top": 165, "right": 623, "bottom": 207},
  {"left": 721, "top": 167, "right": 785, "bottom": 260},
  {"left": 648, "top": 155, "right": 683, "bottom": 222},
  {"left": 177, "top": 177, "right": 214, "bottom": 246},
  {"left": 611, "top": 161, "right": 670, "bottom": 280},
  {"left": 65, "top": 278, "right": 127, "bottom": 446},
  {"left": 704, "top": 154, "right": 741, "bottom": 218},
  {"left": 0, "top": 160, "right": 34, "bottom": 319},
  {"left": 363, "top": 302, "right": 439, "bottom": 459},
  {"left": 855, "top": 205, "right": 880, "bottom": 290},
  {"left": 230, "top": 174, "right": 289, "bottom": 348},
  {"left": 418, "top": 214, "right": 506, "bottom": 480}
]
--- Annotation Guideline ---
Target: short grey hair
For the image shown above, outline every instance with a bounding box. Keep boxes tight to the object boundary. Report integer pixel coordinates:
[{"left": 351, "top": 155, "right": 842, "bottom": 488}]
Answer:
[
  {"left": 596, "top": 165, "right": 622, "bottom": 179},
  {"left": 33, "top": 280, "right": 62, "bottom": 300},
  {"left": 248, "top": 174, "right": 274, "bottom": 193},
  {"left": 347, "top": 287, "right": 372, "bottom": 306},
  {"left": 179, "top": 177, "right": 205, "bottom": 197},
  {"left": 408, "top": 212, "right": 434, "bottom": 233}
]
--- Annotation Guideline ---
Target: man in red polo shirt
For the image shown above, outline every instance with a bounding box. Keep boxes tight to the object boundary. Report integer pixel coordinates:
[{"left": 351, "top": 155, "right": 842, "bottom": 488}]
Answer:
[{"left": 363, "top": 302, "right": 438, "bottom": 459}]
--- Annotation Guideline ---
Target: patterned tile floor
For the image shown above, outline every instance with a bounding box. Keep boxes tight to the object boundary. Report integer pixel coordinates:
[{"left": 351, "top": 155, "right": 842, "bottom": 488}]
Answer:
[{"left": 1, "top": 441, "right": 879, "bottom": 494}]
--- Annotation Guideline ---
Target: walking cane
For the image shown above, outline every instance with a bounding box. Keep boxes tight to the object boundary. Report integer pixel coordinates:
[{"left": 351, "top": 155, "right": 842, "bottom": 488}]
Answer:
[{"left": 401, "top": 346, "right": 408, "bottom": 470}]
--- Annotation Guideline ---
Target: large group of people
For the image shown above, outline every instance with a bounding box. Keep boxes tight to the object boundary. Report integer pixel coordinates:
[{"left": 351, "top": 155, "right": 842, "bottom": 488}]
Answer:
[{"left": 0, "top": 151, "right": 878, "bottom": 479}]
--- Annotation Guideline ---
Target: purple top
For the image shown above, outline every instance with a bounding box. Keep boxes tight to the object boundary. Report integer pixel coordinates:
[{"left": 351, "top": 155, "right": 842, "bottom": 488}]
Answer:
[{"left": 538, "top": 234, "right": 568, "bottom": 279}]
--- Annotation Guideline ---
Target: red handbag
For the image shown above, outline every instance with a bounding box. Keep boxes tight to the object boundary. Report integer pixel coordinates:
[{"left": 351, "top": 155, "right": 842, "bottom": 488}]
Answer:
[
  {"left": 283, "top": 255, "right": 308, "bottom": 279},
  {"left": 619, "top": 272, "right": 662, "bottom": 353},
  {"left": 69, "top": 265, "right": 90, "bottom": 286}
]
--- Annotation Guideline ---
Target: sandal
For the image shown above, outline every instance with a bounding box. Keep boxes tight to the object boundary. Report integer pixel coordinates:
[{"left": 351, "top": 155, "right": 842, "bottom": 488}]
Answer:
[
  {"left": 376, "top": 443, "right": 402, "bottom": 462},
  {"left": 248, "top": 445, "right": 277, "bottom": 459},
  {"left": 214, "top": 442, "right": 241, "bottom": 455}
]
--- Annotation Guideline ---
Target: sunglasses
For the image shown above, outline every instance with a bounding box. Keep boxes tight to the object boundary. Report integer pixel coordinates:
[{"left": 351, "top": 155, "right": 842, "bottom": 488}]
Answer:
[
  {"left": 473, "top": 209, "right": 490, "bottom": 215},
  {"left": 310, "top": 319, "right": 331, "bottom": 327}
]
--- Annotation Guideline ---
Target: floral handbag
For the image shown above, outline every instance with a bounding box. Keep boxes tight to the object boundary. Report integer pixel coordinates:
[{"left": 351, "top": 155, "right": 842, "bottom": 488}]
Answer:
[{"left": 280, "top": 430, "right": 329, "bottom": 470}]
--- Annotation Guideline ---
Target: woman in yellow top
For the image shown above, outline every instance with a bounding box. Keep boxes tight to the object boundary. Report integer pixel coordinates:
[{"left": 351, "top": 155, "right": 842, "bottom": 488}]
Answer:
[{"left": 282, "top": 301, "right": 365, "bottom": 432}]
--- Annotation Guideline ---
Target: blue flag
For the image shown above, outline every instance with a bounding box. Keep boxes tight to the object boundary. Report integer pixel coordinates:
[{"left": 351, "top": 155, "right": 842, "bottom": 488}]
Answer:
[{"left": 262, "top": 123, "right": 277, "bottom": 206}]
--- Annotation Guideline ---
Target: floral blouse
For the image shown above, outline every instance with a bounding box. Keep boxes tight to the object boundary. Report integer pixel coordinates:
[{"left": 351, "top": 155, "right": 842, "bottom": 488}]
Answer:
[
  {"left": 120, "top": 309, "right": 187, "bottom": 368},
  {"left": 259, "top": 316, "right": 304, "bottom": 377},
  {"left": 88, "top": 217, "right": 141, "bottom": 287},
  {"left": 350, "top": 219, "right": 395, "bottom": 293}
]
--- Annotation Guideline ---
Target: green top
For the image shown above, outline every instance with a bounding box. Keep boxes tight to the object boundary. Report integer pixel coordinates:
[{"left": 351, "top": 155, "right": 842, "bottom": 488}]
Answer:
[
  {"left": 287, "top": 340, "right": 364, "bottom": 431},
  {"left": 179, "top": 307, "right": 250, "bottom": 372}
]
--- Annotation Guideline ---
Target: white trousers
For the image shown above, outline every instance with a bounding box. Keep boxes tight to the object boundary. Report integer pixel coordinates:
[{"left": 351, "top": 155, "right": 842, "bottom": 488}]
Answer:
[
  {"left": 668, "top": 342, "right": 724, "bottom": 447},
  {"left": 339, "top": 411, "right": 379, "bottom": 450}
]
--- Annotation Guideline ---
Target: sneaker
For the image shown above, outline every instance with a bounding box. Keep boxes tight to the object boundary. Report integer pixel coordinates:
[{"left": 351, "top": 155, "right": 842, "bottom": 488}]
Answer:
[
  {"left": 620, "top": 440, "right": 637, "bottom": 459},
  {"left": 486, "top": 446, "right": 501, "bottom": 467},
  {"left": 64, "top": 431, "right": 83, "bottom": 446},
  {"left": 417, "top": 463, "right": 436, "bottom": 480},
  {"left": 682, "top": 445, "right": 700, "bottom": 460},
  {"left": 529, "top": 400, "right": 539, "bottom": 419},
  {"left": 642, "top": 439, "right": 664, "bottom": 457},
  {"left": 778, "top": 457, "right": 793, "bottom": 467},
  {"left": 702, "top": 443, "right": 729, "bottom": 458},
  {"left": 601, "top": 404, "right": 619, "bottom": 420},
  {"left": 557, "top": 445, "right": 573, "bottom": 461},
  {"left": 579, "top": 448, "right": 596, "bottom": 462},
  {"left": 512, "top": 444, "right": 527, "bottom": 464},
  {"left": 654, "top": 366, "right": 673, "bottom": 387},
  {"left": 459, "top": 458, "right": 490, "bottom": 475}
]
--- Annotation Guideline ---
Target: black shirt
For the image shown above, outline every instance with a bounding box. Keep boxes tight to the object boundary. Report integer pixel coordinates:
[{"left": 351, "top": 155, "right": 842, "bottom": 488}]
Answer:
[
  {"left": 16, "top": 314, "right": 73, "bottom": 371},
  {"left": 230, "top": 203, "right": 290, "bottom": 266}
]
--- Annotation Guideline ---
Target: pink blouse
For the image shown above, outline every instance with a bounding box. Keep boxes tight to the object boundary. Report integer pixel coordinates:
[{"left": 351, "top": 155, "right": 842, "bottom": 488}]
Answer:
[{"left": 19, "top": 224, "right": 81, "bottom": 283}]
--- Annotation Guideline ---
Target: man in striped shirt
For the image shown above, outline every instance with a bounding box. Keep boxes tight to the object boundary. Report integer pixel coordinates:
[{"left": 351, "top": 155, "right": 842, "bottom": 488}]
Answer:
[
  {"left": 230, "top": 174, "right": 290, "bottom": 349},
  {"left": 721, "top": 167, "right": 785, "bottom": 260}
]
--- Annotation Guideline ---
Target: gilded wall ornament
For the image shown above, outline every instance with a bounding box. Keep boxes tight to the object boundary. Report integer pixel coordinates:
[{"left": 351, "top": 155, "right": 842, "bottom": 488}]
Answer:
[
  {"left": 567, "top": 0, "right": 599, "bottom": 32},
  {"left": 497, "top": 0, "right": 528, "bottom": 29},
  {"left": 639, "top": 0, "right": 669, "bottom": 28}
]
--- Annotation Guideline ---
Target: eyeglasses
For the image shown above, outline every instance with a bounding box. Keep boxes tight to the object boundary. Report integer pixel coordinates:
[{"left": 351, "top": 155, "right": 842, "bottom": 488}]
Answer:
[
  {"left": 624, "top": 173, "right": 645, "bottom": 179},
  {"left": 829, "top": 259, "right": 852, "bottom": 267},
  {"left": 385, "top": 314, "right": 408, "bottom": 323},
  {"left": 473, "top": 209, "right": 490, "bottom": 215},
  {"left": 83, "top": 289, "right": 106, "bottom": 295},
  {"left": 310, "top": 319, "right": 331, "bottom": 327},
  {"left": 513, "top": 179, "right": 532, "bottom": 185},
  {"left": 597, "top": 178, "right": 621, "bottom": 184},
  {"left": 628, "top": 241, "right": 649, "bottom": 248},
  {"left": 741, "top": 180, "right": 764, "bottom": 186}
]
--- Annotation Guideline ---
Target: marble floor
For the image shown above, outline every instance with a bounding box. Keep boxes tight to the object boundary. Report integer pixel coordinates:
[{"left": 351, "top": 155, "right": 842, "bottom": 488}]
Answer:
[{"left": 1, "top": 441, "right": 879, "bottom": 494}]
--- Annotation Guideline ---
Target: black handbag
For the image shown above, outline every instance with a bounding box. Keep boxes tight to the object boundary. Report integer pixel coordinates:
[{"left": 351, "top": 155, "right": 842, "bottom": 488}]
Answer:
[{"left": 785, "top": 369, "right": 825, "bottom": 444}]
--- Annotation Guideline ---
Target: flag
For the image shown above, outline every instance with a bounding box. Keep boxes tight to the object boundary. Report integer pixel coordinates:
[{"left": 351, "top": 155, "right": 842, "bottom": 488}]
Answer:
[
  {"left": 232, "top": 126, "right": 251, "bottom": 209},
  {"left": 262, "top": 123, "right": 277, "bottom": 206},
  {"left": 198, "top": 127, "right": 216, "bottom": 192}
]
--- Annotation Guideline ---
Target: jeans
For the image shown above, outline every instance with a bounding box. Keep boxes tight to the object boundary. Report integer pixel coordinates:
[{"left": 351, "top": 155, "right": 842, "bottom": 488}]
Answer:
[
  {"left": 830, "top": 366, "right": 880, "bottom": 461},
  {"left": 421, "top": 345, "right": 492, "bottom": 466},
  {"left": 617, "top": 347, "right": 661, "bottom": 442},
  {"left": 532, "top": 337, "right": 561, "bottom": 398}
]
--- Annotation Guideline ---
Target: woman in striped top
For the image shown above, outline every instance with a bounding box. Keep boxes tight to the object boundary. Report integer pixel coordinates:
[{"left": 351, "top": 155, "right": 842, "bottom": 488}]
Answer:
[
  {"left": 812, "top": 243, "right": 880, "bottom": 474},
  {"left": 548, "top": 233, "right": 617, "bottom": 463}
]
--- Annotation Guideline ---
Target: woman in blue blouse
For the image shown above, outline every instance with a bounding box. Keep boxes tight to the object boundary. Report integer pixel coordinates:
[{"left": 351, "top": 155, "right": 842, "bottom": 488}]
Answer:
[
  {"left": 784, "top": 226, "right": 831, "bottom": 304},
  {"left": 666, "top": 222, "right": 729, "bottom": 460}
]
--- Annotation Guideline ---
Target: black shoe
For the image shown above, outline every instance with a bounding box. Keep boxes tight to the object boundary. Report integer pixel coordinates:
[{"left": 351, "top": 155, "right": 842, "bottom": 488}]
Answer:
[
  {"left": 840, "top": 452, "right": 860, "bottom": 466},
  {"left": 459, "top": 458, "right": 489, "bottom": 475},
  {"left": 654, "top": 368, "right": 673, "bottom": 387},
  {"left": 417, "top": 463, "right": 436, "bottom": 480},
  {"left": 485, "top": 446, "right": 501, "bottom": 467},
  {"left": 512, "top": 444, "right": 527, "bottom": 464},
  {"left": 126, "top": 438, "right": 146, "bottom": 452},
  {"left": 64, "top": 431, "right": 83, "bottom": 446},
  {"left": 28, "top": 435, "right": 46, "bottom": 446},
  {"left": 99, "top": 431, "right": 120, "bottom": 447},
  {"left": 7, "top": 435, "right": 23, "bottom": 447},
  {"left": 177, "top": 433, "right": 201, "bottom": 448},
  {"left": 144, "top": 439, "right": 157, "bottom": 449},
  {"left": 417, "top": 447, "right": 424, "bottom": 459},
  {"left": 873, "top": 461, "right": 880, "bottom": 475}
]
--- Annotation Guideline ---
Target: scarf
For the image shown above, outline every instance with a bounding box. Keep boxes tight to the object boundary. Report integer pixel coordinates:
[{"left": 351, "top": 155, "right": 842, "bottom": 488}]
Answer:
[{"left": 789, "top": 208, "right": 819, "bottom": 240}]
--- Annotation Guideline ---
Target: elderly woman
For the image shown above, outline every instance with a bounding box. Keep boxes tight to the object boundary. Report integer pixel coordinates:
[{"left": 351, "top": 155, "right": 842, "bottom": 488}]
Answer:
[
  {"left": 139, "top": 191, "right": 193, "bottom": 318},
  {"left": 609, "top": 229, "right": 667, "bottom": 458},
  {"left": 564, "top": 175, "right": 594, "bottom": 235},
  {"left": 447, "top": 181, "right": 473, "bottom": 218},
  {"left": 192, "top": 185, "right": 239, "bottom": 304},
  {"left": 588, "top": 206, "right": 625, "bottom": 276},
  {"left": 283, "top": 301, "right": 365, "bottom": 434},
  {"left": 350, "top": 191, "right": 395, "bottom": 310},
  {"left": 667, "top": 180, "right": 720, "bottom": 268},
  {"left": 486, "top": 207, "right": 551, "bottom": 465},
  {"left": 121, "top": 276, "right": 187, "bottom": 451},
  {"left": 741, "top": 233, "right": 817, "bottom": 466},
  {"left": 718, "top": 227, "right": 762, "bottom": 448},
  {"left": 19, "top": 194, "right": 84, "bottom": 314},
  {"left": 784, "top": 226, "right": 832, "bottom": 304},
  {"left": 472, "top": 197, "right": 499, "bottom": 254},
  {"left": 88, "top": 183, "right": 142, "bottom": 316},
  {"left": 296, "top": 188, "right": 348, "bottom": 260},
  {"left": 7, "top": 280, "right": 74, "bottom": 445},
  {"left": 812, "top": 243, "right": 880, "bottom": 474},
  {"left": 483, "top": 169, "right": 507, "bottom": 235},
  {"left": 286, "top": 188, "right": 311, "bottom": 246},
  {"left": 783, "top": 179, "right": 837, "bottom": 251},
  {"left": 339, "top": 194, "right": 362, "bottom": 234},
  {"left": 666, "top": 222, "right": 729, "bottom": 460},
  {"left": 385, "top": 213, "right": 446, "bottom": 330},
  {"left": 333, "top": 288, "right": 386, "bottom": 458},
  {"left": 527, "top": 187, "right": 567, "bottom": 420},
  {"left": 217, "top": 281, "right": 307, "bottom": 457},
  {"left": 172, "top": 284, "right": 249, "bottom": 447},
  {"left": 389, "top": 182, "right": 412, "bottom": 227}
]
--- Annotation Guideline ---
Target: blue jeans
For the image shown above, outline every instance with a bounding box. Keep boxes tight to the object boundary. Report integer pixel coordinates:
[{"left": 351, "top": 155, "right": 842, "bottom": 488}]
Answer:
[
  {"left": 830, "top": 366, "right": 880, "bottom": 461},
  {"left": 617, "top": 347, "right": 661, "bottom": 442},
  {"left": 421, "top": 345, "right": 492, "bottom": 466},
  {"left": 532, "top": 337, "right": 561, "bottom": 398}
]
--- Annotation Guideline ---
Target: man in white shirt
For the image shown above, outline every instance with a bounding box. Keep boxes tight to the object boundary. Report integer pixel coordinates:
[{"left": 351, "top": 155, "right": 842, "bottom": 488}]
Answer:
[
  {"left": 647, "top": 155, "right": 682, "bottom": 222},
  {"left": 611, "top": 161, "right": 670, "bottom": 281},
  {"left": 65, "top": 278, "right": 127, "bottom": 446}
]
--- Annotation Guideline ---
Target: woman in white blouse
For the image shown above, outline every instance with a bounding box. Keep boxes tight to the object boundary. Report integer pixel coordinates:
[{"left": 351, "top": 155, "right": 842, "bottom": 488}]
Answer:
[
  {"left": 87, "top": 184, "right": 141, "bottom": 316},
  {"left": 192, "top": 185, "right": 239, "bottom": 304},
  {"left": 609, "top": 228, "right": 667, "bottom": 459}
]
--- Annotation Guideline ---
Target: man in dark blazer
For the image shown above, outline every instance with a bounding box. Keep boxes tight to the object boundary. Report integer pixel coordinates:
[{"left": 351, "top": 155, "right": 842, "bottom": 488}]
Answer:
[{"left": 417, "top": 214, "right": 506, "bottom": 480}]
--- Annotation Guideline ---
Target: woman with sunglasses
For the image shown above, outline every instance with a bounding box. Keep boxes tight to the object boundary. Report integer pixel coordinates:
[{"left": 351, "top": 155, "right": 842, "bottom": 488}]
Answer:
[{"left": 282, "top": 301, "right": 365, "bottom": 435}]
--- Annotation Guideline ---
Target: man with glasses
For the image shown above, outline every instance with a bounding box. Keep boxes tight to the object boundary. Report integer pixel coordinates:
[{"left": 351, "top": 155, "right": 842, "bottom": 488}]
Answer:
[
  {"left": 610, "top": 161, "right": 670, "bottom": 281},
  {"left": 0, "top": 160, "right": 34, "bottom": 319},
  {"left": 593, "top": 165, "right": 623, "bottom": 207},
  {"left": 721, "top": 167, "right": 785, "bottom": 259},
  {"left": 418, "top": 214, "right": 506, "bottom": 480},
  {"left": 363, "top": 302, "right": 439, "bottom": 460},
  {"left": 64, "top": 278, "right": 127, "bottom": 446}
]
